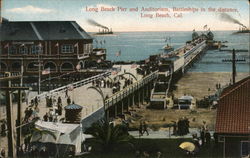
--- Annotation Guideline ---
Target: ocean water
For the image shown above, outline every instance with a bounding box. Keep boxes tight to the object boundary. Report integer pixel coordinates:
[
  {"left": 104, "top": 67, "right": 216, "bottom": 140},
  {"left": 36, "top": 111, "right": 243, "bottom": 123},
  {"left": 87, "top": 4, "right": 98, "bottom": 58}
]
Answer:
[{"left": 92, "top": 31, "right": 249, "bottom": 72}]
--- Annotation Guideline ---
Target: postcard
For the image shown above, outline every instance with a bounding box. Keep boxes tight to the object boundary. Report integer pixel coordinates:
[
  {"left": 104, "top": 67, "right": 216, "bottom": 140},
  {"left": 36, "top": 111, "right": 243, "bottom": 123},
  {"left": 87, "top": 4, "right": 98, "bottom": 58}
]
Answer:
[{"left": 0, "top": 0, "right": 249, "bottom": 158}]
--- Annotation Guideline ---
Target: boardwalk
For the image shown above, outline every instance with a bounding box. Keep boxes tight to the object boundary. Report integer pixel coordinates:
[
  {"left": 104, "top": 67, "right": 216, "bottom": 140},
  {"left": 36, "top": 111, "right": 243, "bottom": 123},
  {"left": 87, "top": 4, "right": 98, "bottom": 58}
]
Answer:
[{"left": 0, "top": 65, "right": 143, "bottom": 152}]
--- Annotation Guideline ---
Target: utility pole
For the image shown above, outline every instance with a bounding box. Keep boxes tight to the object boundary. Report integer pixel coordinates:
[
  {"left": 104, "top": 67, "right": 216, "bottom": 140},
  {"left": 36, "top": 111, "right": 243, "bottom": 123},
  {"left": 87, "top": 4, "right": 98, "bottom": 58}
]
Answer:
[
  {"left": 5, "top": 73, "right": 15, "bottom": 158},
  {"left": 222, "top": 49, "right": 246, "bottom": 84},
  {"left": 0, "top": 72, "right": 30, "bottom": 157}
]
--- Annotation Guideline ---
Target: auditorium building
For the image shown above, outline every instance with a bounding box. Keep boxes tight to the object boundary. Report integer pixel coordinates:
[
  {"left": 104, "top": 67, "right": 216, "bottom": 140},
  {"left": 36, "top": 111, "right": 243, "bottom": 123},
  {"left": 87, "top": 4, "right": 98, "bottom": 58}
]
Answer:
[{"left": 0, "top": 19, "right": 106, "bottom": 76}]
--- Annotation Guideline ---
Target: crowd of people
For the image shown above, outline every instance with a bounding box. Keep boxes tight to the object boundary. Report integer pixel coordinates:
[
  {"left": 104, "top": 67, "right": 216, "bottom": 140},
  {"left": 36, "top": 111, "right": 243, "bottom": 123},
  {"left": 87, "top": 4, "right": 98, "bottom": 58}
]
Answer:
[
  {"left": 43, "top": 96, "right": 63, "bottom": 122},
  {"left": 91, "top": 75, "right": 135, "bottom": 94},
  {"left": 171, "top": 117, "right": 190, "bottom": 136}
]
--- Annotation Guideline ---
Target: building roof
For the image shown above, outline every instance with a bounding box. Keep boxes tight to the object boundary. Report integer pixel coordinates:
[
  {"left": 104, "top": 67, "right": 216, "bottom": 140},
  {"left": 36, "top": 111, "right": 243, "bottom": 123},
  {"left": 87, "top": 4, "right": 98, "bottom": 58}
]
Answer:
[
  {"left": 64, "top": 103, "right": 83, "bottom": 110},
  {"left": 179, "top": 95, "right": 194, "bottom": 100},
  {"left": 215, "top": 76, "right": 250, "bottom": 134},
  {"left": 0, "top": 21, "right": 92, "bottom": 41}
]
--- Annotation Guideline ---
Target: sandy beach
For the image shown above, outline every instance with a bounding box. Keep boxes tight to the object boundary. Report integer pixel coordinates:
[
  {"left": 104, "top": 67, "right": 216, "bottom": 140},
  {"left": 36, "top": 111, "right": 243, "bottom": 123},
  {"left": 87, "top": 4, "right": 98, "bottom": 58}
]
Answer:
[
  {"left": 125, "top": 72, "right": 249, "bottom": 131},
  {"left": 173, "top": 72, "right": 249, "bottom": 100}
]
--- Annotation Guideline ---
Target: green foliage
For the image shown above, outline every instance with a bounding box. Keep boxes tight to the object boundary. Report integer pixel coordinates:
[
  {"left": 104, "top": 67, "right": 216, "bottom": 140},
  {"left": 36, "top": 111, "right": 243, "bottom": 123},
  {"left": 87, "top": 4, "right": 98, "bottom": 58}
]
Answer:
[
  {"left": 82, "top": 138, "right": 223, "bottom": 158},
  {"left": 85, "top": 119, "right": 133, "bottom": 152},
  {"left": 24, "top": 127, "right": 56, "bottom": 143}
]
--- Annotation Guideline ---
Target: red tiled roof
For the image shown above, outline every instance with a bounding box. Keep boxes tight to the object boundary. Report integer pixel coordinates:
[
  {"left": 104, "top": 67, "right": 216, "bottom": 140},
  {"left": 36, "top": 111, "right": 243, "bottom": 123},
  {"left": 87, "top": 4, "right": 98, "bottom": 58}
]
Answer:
[{"left": 215, "top": 76, "right": 250, "bottom": 134}]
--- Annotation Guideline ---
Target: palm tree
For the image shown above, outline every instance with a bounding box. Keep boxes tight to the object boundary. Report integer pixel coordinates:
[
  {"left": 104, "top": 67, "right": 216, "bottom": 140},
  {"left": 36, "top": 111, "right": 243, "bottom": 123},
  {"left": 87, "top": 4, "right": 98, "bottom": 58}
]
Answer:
[
  {"left": 85, "top": 119, "right": 133, "bottom": 151},
  {"left": 25, "top": 127, "right": 57, "bottom": 144}
]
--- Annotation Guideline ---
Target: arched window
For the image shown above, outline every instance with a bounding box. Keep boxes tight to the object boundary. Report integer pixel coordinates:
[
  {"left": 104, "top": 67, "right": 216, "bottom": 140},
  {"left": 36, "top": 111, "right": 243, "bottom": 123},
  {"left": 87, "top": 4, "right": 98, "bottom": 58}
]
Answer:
[
  {"left": 27, "top": 62, "right": 38, "bottom": 71},
  {"left": 11, "top": 62, "right": 21, "bottom": 71},
  {"left": 79, "top": 61, "right": 85, "bottom": 69},
  {"left": 61, "top": 62, "right": 74, "bottom": 72},
  {"left": 44, "top": 62, "right": 57, "bottom": 72},
  {"left": 0, "top": 62, "right": 7, "bottom": 71}
]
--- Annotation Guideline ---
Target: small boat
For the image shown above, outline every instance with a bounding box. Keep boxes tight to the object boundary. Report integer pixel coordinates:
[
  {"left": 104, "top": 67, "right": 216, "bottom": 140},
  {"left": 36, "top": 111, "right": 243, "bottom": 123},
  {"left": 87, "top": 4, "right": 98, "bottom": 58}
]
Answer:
[
  {"left": 162, "top": 37, "right": 174, "bottom": 53},
  {"left": 163, "top": 44, "right": 174, "bottom": 52}
]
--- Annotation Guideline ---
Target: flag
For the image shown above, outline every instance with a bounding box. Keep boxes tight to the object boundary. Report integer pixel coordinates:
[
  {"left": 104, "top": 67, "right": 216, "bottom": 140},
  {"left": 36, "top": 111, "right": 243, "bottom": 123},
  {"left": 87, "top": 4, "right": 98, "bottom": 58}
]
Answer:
[
  {"left": 42, "top": 67, "right": 50, "bottom": 75},
  {"left": 55, "top": 42, "right": 59, "bottom": 47},
  {"left": 4, "top": 43, "right": 9, "bottom": 49},
  {"left": 38, "top": 42, "right": 42, "bottom": 47},
  {"left": 74, "top": 42, "right": 78, "bottom": 47},
  {"left": 67, "top": 84, "right": 74, "bottom": 91},
  {"left": 76, "top": 64, "right": 81, "bottom": 70},
  {"left": 115, "top": 50, "right": 121, "bottom": 57},
  {"left": 131, "top": 63, "right": 137, "bottom": 68},
  {"left": 203, "top": 25, "right": 208, "bottom": 30}
]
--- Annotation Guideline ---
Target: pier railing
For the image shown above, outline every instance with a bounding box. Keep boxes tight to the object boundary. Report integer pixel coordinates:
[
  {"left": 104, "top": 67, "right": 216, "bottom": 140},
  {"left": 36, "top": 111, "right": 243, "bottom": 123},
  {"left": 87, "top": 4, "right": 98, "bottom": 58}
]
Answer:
[
  {"left": 104, "top": 71, "right": 158, "bottom": 109},
  {"left": 31, "top": 71, "right": 111, "bottom": 101}
]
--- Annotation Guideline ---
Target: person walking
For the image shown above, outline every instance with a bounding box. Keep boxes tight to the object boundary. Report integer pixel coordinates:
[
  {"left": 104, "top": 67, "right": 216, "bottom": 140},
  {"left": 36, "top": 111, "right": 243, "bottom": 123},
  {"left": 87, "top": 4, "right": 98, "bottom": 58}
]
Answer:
[
  {"left": 200, "top": 128, "right": 205, "bottom": 146},
  {"left": 139, "top": 121, "right": 143, "bottom": 136},
  {"left": 67, "top": 96, "right": 71, "bottom": 105},
  {"left": 65, "top": 89, "right": 68, "bottom": 98},
  {"left": 142, "top": 121, "right": 149, "bottom": 136},
  {"left": 205, "top": 130, "right": 211, "bottom": 145}
]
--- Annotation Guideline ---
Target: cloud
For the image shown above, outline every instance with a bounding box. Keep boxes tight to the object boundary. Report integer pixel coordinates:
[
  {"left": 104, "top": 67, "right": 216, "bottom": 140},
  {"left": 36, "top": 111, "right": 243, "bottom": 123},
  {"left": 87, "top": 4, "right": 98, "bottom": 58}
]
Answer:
[{"left": 7, "top": 5, "right": 55, "bottom": 14}]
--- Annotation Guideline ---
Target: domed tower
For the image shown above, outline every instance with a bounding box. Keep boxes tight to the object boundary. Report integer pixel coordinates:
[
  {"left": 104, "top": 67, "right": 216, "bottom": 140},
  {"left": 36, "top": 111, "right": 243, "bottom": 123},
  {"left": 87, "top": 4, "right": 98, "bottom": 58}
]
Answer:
[
  {"left": 192, "top": 29, "right": 199, "bottom": 41},
  {"left": 64, "top": 103, "right": 83, "bottom": 123}
]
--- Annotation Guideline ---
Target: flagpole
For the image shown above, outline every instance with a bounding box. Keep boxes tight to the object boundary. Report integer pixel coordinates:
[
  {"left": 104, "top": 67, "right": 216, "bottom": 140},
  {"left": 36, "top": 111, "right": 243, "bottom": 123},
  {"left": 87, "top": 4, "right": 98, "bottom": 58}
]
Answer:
[
  {"left": 38, "top": 50, "right": 41, "bottom": 94},
  {"left": 38, "top": 43, "right": 42, "bottom": 94},
  {"left": 49, "top": 70, "right": 51, "bottom": 91},
  {"left": 77, "top": 43, "right": 79, "bottom": 57},
  {"left": 21, "top": 58, "right": 23, "bottom": 87}
]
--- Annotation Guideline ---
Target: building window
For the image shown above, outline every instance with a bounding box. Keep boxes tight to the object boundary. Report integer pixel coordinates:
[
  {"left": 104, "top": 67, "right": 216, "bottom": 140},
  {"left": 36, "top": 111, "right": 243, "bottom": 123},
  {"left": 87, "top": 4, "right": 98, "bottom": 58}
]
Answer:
[
  {"left": 61, "top": 45, "right": 74, "bottom": 53},
  {"left": 9, "top": 46, "right": 17, "bottom": 54},
  {"left": 19, "top": 46, "right": 28, "bottom": 54},
  {"left": 241, "top": 141, "right": 249, "bottom": 157},
  {"left": 83, "top": 43, "right": 92, "bottom": 54},
  {"left": 31, "top": 45, "right": 43, "bottom": 54}
]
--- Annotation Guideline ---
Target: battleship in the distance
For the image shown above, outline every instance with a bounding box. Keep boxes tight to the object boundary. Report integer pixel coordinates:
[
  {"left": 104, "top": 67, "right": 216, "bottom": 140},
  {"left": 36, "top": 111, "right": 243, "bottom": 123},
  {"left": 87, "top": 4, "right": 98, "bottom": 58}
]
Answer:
[
  {"left": 94, "top": 28, "right": 113, "bottom": 35},
  {"left": 234, "top": 26, "right": 250, "bottom": 33}
]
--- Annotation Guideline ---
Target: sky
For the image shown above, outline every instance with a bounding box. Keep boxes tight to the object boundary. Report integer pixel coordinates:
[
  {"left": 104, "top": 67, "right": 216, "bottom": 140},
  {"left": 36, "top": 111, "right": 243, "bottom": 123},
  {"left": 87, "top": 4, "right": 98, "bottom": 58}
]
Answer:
[{"left": 1, "top": 0, "right": 249, "bottom": 32}]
